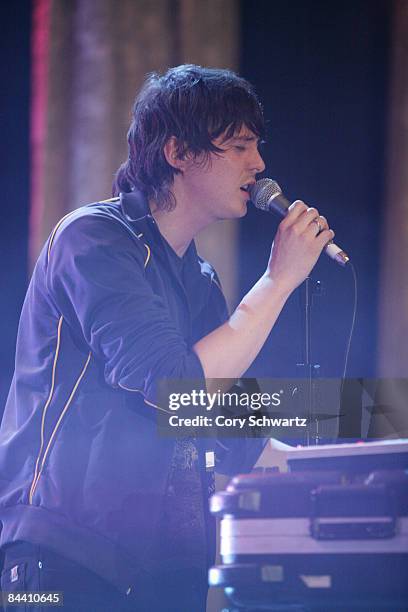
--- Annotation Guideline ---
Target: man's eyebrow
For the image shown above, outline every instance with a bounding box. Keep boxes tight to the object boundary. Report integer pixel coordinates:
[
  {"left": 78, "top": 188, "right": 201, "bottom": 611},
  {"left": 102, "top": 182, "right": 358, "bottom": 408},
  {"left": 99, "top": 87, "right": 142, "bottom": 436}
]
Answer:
[{"left": 231, "top": 135, "right": 259, "bottom": 142}]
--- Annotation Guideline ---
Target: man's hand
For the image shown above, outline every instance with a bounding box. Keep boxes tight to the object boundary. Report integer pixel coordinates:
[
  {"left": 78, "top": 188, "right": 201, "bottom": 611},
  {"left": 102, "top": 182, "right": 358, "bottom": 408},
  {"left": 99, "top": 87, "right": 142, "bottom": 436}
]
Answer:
[{"left": 266, "top": 200, "right": 334, "bottom": 297}]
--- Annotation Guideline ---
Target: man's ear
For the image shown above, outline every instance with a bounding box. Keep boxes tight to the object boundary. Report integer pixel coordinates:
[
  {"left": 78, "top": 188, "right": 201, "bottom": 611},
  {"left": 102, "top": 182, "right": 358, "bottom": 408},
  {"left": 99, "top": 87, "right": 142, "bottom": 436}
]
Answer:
[{"left": 163, "top": 136, "right": 187, "bottom": 170}]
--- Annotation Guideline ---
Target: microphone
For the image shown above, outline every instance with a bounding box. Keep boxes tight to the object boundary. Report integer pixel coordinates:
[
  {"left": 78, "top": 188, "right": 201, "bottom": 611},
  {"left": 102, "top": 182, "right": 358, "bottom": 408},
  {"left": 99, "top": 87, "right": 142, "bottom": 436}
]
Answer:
[{"left": 250, "top": 178, "right": 350, "bottom": 266}]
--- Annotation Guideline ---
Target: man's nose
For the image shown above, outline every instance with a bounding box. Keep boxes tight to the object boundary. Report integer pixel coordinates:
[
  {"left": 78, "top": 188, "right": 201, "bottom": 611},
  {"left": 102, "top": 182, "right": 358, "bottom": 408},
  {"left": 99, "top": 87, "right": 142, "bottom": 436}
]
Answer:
[{"left": 251, "top": 148, "right": 266, "bottom": 174}]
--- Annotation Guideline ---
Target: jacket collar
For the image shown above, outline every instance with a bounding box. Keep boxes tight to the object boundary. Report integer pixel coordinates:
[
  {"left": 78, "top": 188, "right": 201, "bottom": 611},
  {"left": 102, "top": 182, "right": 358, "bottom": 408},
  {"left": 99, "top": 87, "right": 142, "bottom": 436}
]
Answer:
[
  {"left": 120, "top": 190, "right": 198, "bottom": 269},
  {"left": 120, "top": 190, "right": 151, "bottom": 222},
  {"left": 119, "top": 190, "right": 213, "bottom": 315}
]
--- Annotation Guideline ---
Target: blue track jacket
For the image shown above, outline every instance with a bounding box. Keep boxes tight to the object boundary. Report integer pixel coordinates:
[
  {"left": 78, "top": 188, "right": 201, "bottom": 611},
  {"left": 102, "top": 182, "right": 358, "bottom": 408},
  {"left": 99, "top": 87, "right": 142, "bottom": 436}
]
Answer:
[{"left": 0, "top": 191, "right": 265, "bottom": 594}]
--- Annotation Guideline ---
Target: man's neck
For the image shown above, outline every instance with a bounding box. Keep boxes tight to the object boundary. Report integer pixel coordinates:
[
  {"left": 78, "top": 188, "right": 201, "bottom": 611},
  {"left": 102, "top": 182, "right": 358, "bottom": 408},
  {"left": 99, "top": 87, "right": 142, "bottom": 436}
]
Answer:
[
  {"left": 151, "top": 207, "right": 192, "bottom": 257},
  {"left": 150, "top": 185, "right": 213, "bottom": 257}
]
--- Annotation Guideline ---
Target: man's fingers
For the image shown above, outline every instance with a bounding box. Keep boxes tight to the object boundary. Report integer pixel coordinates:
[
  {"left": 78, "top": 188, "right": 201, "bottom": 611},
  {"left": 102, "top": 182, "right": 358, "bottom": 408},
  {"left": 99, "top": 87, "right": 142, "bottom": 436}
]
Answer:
[
  {"left": 312, "top": 214, "right": 329, "bottom": 234},
  {"left": 283, "top": 202, "right": 325, "bottom": 232},
  {"left": 281, "top": 202, "right": 333, "bottom": 253},
  {"left": 306, "top": 214, "right": 330, "bottom": 237},
  {"left": 317, "top": 215, "right": 328, "bottom": 229},
  {"left": 284, "top": 200, "right": 309, "bottom": 222},
  {"left": 317, "top": 228, "right": 335, "bottom": 248}
]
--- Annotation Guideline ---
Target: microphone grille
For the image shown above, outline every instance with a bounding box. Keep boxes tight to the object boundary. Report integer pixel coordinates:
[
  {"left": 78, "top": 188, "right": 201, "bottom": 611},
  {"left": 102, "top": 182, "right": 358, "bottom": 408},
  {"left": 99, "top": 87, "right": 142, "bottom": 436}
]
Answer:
[{"left": 250, "top": 178, "right": 282, "bottom": 211}]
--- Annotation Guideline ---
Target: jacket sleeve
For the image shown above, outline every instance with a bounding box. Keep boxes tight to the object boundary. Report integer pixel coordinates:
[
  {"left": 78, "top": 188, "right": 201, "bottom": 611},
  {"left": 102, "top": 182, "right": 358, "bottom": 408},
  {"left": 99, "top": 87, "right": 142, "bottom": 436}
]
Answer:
[{"left": 46, "top": 214, "right": 205, "bottom": 404}]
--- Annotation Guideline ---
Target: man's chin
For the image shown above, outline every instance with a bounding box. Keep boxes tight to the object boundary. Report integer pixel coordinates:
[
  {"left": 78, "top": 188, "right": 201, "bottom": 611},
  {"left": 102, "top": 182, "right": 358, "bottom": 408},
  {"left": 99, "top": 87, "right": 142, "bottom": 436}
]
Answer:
[
  {"left": 237, "top": 200, "right": 248, "bottom": 217},
  {"left": 215, "top": 201, "right": 248, "bottom": 221}
]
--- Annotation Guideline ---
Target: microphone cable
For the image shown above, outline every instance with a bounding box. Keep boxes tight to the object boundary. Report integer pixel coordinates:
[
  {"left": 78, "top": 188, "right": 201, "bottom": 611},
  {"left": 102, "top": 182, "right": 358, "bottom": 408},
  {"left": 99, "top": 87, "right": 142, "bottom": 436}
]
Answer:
[
  {"left": 342, "top": 261, "right": 358, "bottom": 384},
  {"left": 338, "top": 261, "right": 358, "bottom": 439}
]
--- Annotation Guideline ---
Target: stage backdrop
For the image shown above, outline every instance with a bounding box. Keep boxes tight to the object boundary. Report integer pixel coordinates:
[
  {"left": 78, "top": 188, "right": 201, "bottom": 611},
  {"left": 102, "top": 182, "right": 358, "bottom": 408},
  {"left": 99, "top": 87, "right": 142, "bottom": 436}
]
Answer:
[{"left": 378, "top": 0, "right": 408, "bottom": 377}]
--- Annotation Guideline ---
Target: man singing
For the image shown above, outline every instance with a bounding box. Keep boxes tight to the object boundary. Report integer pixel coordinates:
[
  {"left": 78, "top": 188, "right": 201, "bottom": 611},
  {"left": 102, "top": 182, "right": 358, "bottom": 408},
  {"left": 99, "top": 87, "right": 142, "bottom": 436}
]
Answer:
[{"left": 0, "top": 65, "right": 333, "bottom": 611}]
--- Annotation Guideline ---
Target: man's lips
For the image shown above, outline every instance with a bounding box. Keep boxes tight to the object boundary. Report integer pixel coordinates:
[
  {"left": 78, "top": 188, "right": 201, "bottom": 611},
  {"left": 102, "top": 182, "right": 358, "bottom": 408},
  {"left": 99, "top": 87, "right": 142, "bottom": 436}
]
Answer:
[
  {"left": 239, "top": 181, "right": 256, "bottom": 205},
  {"left": 240, "top": 188, "right": 250, "bottom": 200},
  {"left": 240, "top": 182, "right": 255, "bottom": 193}
]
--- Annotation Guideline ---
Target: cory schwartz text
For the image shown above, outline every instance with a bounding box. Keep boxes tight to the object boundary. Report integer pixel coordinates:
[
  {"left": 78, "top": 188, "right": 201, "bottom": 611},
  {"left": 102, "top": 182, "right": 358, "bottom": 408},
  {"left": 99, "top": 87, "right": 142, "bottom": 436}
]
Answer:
[{"left": 168, "top": 415, "right": 308, "bottom": 429}]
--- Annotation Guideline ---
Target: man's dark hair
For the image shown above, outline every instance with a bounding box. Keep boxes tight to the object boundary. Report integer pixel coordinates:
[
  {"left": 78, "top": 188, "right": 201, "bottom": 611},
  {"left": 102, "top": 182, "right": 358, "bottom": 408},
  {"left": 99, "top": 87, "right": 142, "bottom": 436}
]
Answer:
[{"left": 113, "top": 64, "right": 265, "bottom": 210}]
